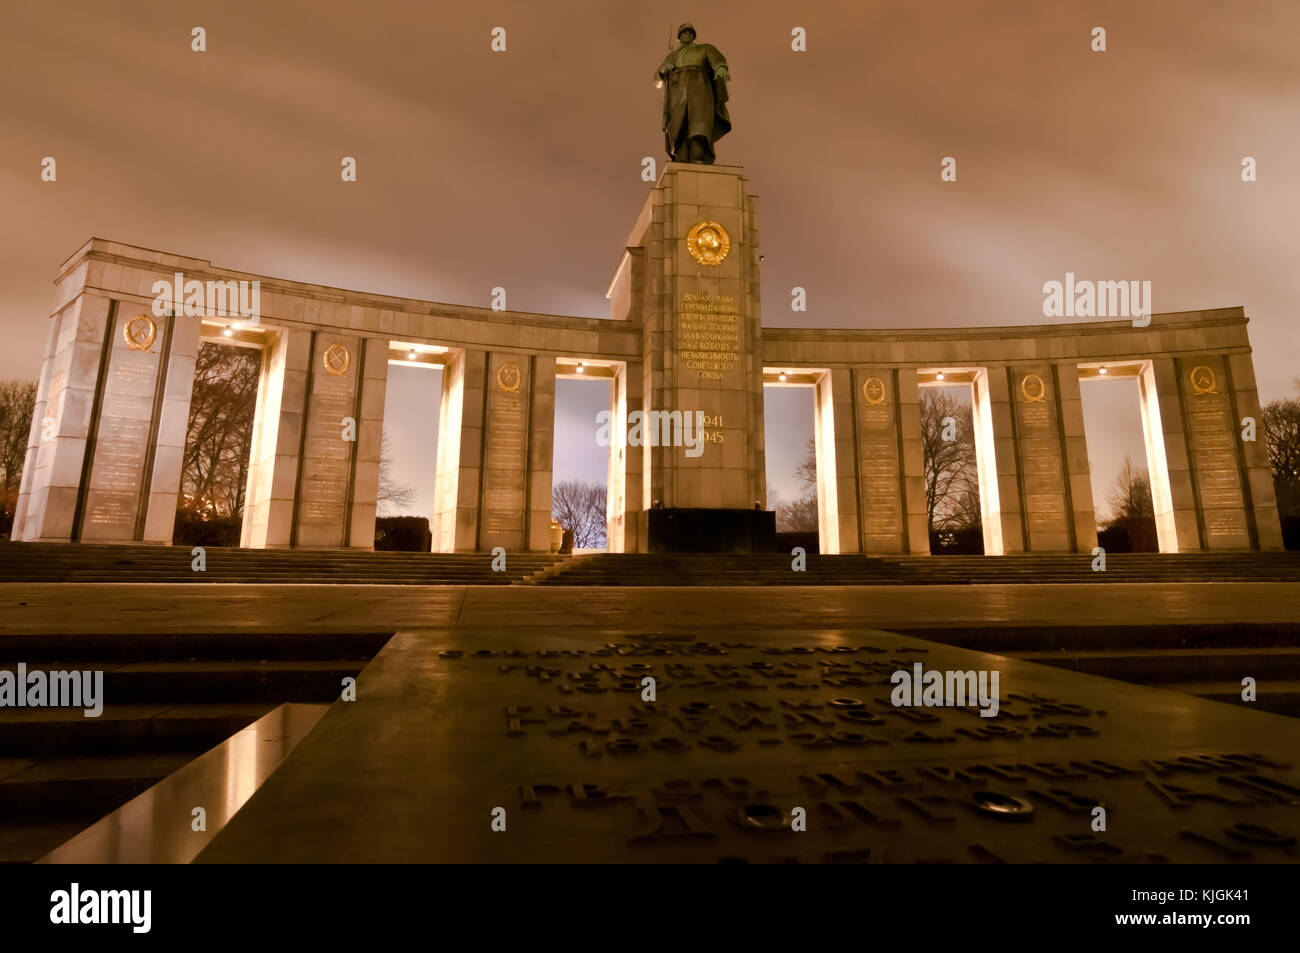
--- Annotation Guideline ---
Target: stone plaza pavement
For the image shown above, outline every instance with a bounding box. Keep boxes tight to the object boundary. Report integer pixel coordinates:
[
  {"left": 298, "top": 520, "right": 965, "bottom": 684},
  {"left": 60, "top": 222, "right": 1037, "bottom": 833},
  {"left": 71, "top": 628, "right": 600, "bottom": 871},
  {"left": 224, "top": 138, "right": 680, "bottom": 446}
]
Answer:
[{"left": 3, "top": 581, "right": 1300, "bottom": 637}]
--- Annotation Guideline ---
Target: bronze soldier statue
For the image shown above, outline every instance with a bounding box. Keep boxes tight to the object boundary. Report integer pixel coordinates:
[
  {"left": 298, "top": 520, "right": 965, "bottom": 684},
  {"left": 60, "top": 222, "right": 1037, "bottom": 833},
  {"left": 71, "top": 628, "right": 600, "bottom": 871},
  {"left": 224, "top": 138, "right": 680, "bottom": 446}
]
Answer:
[{"left": 655, "top": 23, "right": 731, "bottom": 164}]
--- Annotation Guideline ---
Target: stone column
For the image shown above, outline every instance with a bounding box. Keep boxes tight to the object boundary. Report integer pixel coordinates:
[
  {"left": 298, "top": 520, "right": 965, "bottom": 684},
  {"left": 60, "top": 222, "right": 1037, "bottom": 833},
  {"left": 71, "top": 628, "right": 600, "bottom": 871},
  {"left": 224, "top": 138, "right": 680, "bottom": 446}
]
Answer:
[
  {"left": 1148, "top": 356, "right": 1200, "bottom": 550},
  {"left": 848, "top": 367, "right": 910, "bottom": 554},
  {"left": 1001, "top": 364, "right": 1076, "bottom": 552},
  {"left": 347, "top": 341, "right": 389, "bottom": 549},
  {"left": 1136, "top": 360, "right": 1179, "bottom": 552},
  {"left": 979, "top": 368, "right": 1021, "bottom": 554},
  {"left": 433, "top": 348, "right": 483, "bottom": 552},
  {"left": 525, "top": 356, "right": 556, "bottom": 552},
  {"left": 78, "top": 306, "right": 188, "bottom": 544},
  {"left": 16, "top": 295, "right": 112, "bottom": 541},
  {"left": 1175, "top": 354, "right": 1253, "bottom": 549},
  {"left": 477, "top": 352, "right": 531, "bottom": 552},
  {"left": 242, "top": 328, "right": 309, "bottom": 548},
  {"left": 139, "top": 316, "right": 200, "bottom": 543},
  {"left": 898, "top": 370, "right": 930, "bottom": 554},
  {"left": 1054, "top": 363, "right": 1099, "bottom": 553},
  {"left": 814, "top": 368, "right": 852, "bottom": 554},
  {"left": 608, "top": 359, "right": 643, "bottom": 553},
  {"left": 291, "top": 333, "right": 364, "bottom": 548},
  {"left": 1226, "top": 351, "right": 1284, "bottom": 550}
]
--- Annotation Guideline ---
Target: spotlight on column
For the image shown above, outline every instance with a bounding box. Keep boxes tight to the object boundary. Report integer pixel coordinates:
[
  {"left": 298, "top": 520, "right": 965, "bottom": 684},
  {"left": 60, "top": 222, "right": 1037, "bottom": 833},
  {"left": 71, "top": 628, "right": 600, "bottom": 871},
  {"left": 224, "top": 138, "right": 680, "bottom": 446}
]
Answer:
[
  {"left": 222, "top": 327, "right": 234, "bottom": 337},
  {"left": 936, "top": 371, "right": 945, "bottom": 381},
  {"left": 231, "top": 322, "right": 243, "bottom": 330},
  {"left": 1099, "top": 366, "right": 1108, "bottom": 375},
  {"left": 407, "top": 351, "right": 417, "bottom": 361},
  {"left": 778, "top": 372, "right": 787, "bottom": 382},
  {"left": 577, "top": 362, "right": 586, "bottom": 373}
]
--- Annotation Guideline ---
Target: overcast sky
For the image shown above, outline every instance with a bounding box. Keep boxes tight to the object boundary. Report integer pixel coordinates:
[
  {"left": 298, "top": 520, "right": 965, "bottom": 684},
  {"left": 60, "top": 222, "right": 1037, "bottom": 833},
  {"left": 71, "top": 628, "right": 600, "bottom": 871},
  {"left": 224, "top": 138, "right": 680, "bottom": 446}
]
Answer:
[{"left": 2, "top": 0, "right": 1296, "bottom": 524}]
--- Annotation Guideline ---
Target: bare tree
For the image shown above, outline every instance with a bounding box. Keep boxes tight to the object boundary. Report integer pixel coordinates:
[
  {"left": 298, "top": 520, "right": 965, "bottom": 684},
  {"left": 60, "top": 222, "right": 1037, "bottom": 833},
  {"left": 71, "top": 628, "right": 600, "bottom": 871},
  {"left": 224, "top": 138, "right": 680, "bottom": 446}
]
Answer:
[
  {"left": 180, "top": 342, "right": 260, "bottom": 518},
  {"left": 1263, "top": 396, "right": 1300, "bottom": 522},
  {"left": 1263, "top": 397, "right": 1300, "bottom": 486},
  {"left": 775, "top": 438, "right": 819, "bottom": 532},
  {"left": 920, "top": 390, "right": 981, "bottom": 531},
  {"left": 0, "top": 379, "right": 37, "bottom": 529},
  {"left": 1104, "top": 456, "right": 1155, "bottom": 524},
  {"left": 1098, "top": 456, "right": 1157, "bottom": 552},
  {"left": 552, "top": 479, "right": 607, "bottom": 549},
  {"left": 377, "top": 429, "right": 416, "bottom": 514}
]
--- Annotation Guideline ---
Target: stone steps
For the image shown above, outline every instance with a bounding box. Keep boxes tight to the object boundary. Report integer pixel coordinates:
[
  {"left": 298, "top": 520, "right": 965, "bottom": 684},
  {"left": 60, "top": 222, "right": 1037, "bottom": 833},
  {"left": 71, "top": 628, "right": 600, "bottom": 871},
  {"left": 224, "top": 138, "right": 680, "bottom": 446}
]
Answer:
[
  {"left": 0, "top": 702, "right": 275, "bottom": 756},
  {"left": 0, "top": 541, "right": 562, "bottom": 585},
  {"left": 0, "top": 630, "right": 390, "bottom": 862},
  {"left": 533, "top": 552, "right": 1300, "bottom": 585}
]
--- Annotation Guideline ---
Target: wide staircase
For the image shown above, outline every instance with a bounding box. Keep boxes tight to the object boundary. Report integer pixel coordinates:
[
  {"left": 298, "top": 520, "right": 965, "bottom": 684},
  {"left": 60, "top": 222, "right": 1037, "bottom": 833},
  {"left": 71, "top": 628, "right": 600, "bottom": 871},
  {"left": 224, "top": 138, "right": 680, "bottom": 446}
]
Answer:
[
  {"left": 0, "top": 542, "right": 562, "bottom": 585},
  {"left": 3, "top": 543, "right": 1297, "bottom": 587},
  {"left": 0, "top": 630, "right": 391, "bottom": 863},
  {"left": 531, "top": 551, "right": 1300, "bottom": 585}
]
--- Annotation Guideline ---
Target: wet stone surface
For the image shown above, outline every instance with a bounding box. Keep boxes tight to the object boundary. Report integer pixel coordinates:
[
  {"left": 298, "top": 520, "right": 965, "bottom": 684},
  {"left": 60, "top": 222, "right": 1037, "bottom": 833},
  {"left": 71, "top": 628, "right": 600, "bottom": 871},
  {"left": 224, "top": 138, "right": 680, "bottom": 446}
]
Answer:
[{"left": 200, "top": 629, "right": 1300, "bottom": 863}]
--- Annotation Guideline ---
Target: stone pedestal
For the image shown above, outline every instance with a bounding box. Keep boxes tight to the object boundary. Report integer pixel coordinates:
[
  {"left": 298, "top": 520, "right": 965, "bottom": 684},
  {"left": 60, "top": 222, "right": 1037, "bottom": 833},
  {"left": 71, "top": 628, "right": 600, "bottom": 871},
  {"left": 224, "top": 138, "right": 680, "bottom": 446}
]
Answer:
[{"left": 623, "top": 162, "right": 767, "bottom": 551}]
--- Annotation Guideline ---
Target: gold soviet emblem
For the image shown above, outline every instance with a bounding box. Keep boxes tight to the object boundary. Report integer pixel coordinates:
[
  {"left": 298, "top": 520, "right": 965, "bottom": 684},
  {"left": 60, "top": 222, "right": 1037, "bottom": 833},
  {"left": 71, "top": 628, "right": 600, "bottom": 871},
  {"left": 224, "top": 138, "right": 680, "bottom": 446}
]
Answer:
[
  {"left": 322, "top": 343, "right": 351, "bottom": 376},
  {"left": 123, "top": 314, "right": 157, "bottom": 351},
  {"left": 1190, "top": 365, "right": 1217, "bottom": 395},
  {"left": 1020, "top": 373, "right": 1046, "bottom": 403},
  {"left": 497, "top": 361, "right": 521, "bottom": 393},
  {"left": 862, "top": 377, "right": 886, "bottom": 405},
  {"left": 686, "top": 221, "right": 731, "bottom": 266}
]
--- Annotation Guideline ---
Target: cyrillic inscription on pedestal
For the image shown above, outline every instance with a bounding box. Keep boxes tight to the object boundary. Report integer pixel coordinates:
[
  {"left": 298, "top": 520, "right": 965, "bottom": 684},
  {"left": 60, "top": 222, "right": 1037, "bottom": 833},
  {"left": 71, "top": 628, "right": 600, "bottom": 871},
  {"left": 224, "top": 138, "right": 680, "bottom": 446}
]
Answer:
[
  {"left": 857, "top": 374, "right": 903, "bottom": 549},
  {"left": 82, "top": 319, "right": 161, "bottom": 541},
  {"left": 1182, "top": 360, "right": 1248, "bottom": 544},
  {"left": 481, "top": 358, "right": 528, "bottom": 545},
  {"left": 296, "top": 340, "right": 357, "bottom": 544}
]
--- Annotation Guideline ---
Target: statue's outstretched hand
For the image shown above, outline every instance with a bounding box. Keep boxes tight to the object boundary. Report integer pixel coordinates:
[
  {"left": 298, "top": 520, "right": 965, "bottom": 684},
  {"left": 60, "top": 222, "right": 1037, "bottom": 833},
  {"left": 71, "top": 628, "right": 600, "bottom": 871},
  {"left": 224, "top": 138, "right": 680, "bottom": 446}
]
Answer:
[{"left": 714, "top": 66, "right": 730, "bottom": 81}]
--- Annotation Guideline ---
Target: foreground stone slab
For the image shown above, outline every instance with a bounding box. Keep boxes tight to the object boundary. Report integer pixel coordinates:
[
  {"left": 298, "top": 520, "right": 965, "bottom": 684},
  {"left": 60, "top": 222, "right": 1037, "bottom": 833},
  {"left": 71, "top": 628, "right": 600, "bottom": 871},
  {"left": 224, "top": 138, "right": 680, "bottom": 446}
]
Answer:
[{"left": 198, "top": 628, "right": 1300, "bottom": 863}]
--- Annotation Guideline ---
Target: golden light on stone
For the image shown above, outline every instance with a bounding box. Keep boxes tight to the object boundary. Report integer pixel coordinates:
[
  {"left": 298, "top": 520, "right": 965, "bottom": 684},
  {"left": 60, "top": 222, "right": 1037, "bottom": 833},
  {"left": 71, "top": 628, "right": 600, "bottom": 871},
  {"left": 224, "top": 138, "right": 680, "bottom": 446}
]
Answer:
[
  {"left": 322, "top": 342, "right": 351, "bottom": 375},
  {"left": 1020, "top": 373, "right": 1046, "bottom": 402},
  {"left": 862, "top": 376, "right": 886, "bottom": 405},
  {"left": 497, "top": 361, "right": 521, "bottom": 392},
  {"left": 686, "top": 221, "right": 730, "bottom": 266},
  {"left": 1190, "top": 365, "right": 1217, "bottom": 395},
  {"left": 123, "top": 314, "right": 157, "bottom": 351}
]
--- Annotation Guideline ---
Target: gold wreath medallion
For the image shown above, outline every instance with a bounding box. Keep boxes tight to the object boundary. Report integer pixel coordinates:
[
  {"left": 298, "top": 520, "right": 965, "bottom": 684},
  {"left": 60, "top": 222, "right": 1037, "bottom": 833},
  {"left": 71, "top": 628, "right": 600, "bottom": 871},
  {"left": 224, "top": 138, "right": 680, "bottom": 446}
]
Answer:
[
  {"left": 1020, "top": 373, "right": 1046, "bottom": 403},
  {"left": 124, "top": 314, "right": 157, "bottom": 352},
  {"left": 322, "top": 342, "right": 351, "bottom": 376},
  {"left": 497, "top": 361, "right": 521, "bottom": 393},
  {"left": 1190, "top": 365, "right": 1217, "bottom": 395},
  {"left": 862, "top": 377, "right": 886, "bottom": 406},
  {"left": 686, "top": 221, "right": 731, "bottom": 267}
]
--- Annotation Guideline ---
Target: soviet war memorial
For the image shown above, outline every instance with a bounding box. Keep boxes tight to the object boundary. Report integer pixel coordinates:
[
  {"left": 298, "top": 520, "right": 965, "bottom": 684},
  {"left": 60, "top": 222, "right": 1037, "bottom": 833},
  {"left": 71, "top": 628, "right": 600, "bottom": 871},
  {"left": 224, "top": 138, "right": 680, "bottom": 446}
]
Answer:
[{"left": 1, "top": 1, "right": 1299, "bottom": 935}]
